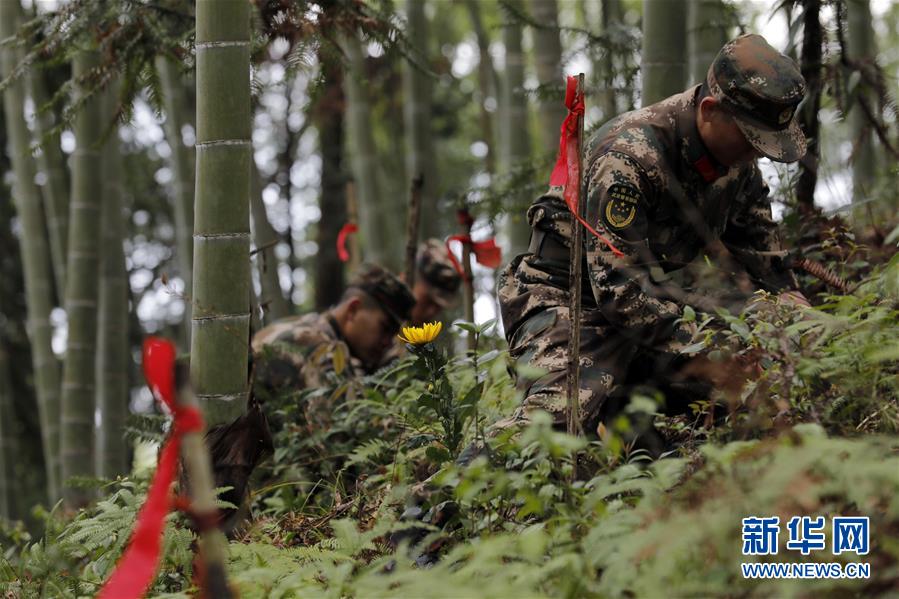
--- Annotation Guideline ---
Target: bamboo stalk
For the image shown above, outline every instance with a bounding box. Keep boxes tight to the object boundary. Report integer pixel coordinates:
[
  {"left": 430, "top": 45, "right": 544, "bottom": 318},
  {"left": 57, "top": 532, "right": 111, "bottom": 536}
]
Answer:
[
  {"left": 344, "top": 33, "right": 390, "bottom": 267},
  {"left": 403, "top": 0, "right": 439, "bottom": 240},
  {"left": 250, "top": 161, "right": 291, "bottom": 325},
  {"left": 157, "top": 56, "right": 195, "bottom": 347},
  {"left": 0, "top": 3, "right": 62, "bottom": 501},
  {"left": 529, "top": 0, "right": 567, "bottom": 150},
  {"left": 191, "top": 0, "right": 252, "bottom": 426},
  {"left": 61, "top": 48, "right": 104, "bottom": 507},
  {"left": 404, "top": 175, "right": 424, "bottom": 287},
  {"left": 0, "top": 345, "right": 15, "bottom": 518},
  {"left": 30, "top": 69, "right": 69, "bottom": 297},
  {"left": 687, "top": 0, "right": 729, "bottom": 85},
  {"left": 95, "top": 82, "right": 130, "bottom": 479},
  {"left": 641, "top": 0, "right": 687, "bottom": 105},
  {"left": 566, "top": 75, "right": 586, "bottom": 440}
]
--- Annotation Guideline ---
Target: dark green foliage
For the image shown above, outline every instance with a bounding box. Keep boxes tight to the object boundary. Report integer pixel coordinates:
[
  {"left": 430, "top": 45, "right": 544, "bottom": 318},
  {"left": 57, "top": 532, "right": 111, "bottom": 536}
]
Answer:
[
  {"left": 4, "top": 268, "right": 899, "bottom": 594},
  {"left": 0, "top": 478, "right": 195, "bottom": 597},
  {"left": 0, "top": 0, "right": 194, "bottom": 137}
]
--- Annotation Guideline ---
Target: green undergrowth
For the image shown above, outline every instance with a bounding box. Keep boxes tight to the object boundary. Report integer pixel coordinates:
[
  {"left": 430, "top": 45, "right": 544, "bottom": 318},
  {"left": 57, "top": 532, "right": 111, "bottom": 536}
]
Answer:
[{"left": 2, "top": 256, "right": 899, "bottom": 597}]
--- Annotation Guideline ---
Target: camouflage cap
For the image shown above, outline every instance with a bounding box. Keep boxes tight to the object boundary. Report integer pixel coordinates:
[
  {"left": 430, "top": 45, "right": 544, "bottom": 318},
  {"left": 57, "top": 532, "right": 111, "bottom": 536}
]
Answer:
[
  {"left": 416, "top": 238, "right": 462, "bottom": 308},
  {"left": 707, "top": 33, "right": 807, "bottom": 163},
  {"left": 348, "top": 264, "right": 416, "bottom": 327}
]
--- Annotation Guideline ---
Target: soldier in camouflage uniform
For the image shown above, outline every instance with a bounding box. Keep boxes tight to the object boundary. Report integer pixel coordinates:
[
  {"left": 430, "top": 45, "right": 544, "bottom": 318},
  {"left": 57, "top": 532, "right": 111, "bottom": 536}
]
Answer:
[
  {"left": 252, "top": 264, "right": 415, "bottom": 403},
  {"left": 380, "top": 239, "right": 462, "bottom": 365},
  {"left": 497, "top": 34, "right": 810, "bottom": 441},
  {"left": 408, "top": 238, "right": 463, "bottom": 325}
]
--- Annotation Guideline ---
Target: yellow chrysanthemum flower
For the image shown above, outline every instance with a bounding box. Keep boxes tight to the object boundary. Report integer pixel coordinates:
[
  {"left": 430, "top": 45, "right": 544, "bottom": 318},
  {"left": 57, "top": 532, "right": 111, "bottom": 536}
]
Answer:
[{"left": 398, "top": 321, "right": 443, "bottom": 345}]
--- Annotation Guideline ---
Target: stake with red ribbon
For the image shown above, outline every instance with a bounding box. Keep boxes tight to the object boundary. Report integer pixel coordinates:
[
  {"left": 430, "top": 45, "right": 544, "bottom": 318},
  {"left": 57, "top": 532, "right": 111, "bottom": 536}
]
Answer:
[
  {"left": 98, "top": 338, "right": 205, "bottom": 599},
  {"left": 336, "top": 222, "right": 359, "bottom": 263},
  {"left": 549, "top": 76, "right": 623, "bottom": 258},
  {"left": 444, "top": 208, "right": 503, "bottom": 279},
  {"left": 444, "top": 235, "right": 503, "bottom": 278},
  {"left": 558, "top": 74, "right": 590, "bottom": 447}
]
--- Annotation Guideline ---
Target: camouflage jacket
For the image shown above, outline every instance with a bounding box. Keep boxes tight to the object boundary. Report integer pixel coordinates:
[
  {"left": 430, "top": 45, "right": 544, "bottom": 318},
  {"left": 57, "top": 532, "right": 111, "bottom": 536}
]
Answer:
[
  {"left": 251, "top": 312, "right": 362, "bottom": 399},
  {"left": 502, "top": 85, "right": 795, "bottom": 346}
]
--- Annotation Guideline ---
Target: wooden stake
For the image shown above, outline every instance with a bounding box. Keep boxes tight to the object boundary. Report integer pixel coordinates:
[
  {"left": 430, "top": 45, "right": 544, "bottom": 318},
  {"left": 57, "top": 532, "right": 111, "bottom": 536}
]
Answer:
[
  {"left": 405, "top": 175, "right": 424, "bottom": 286},
  {"left": 346, "top": 181, "right": 361, "bottom": 272},
  {"left": 458, "top": 209, "right": 477, "bottom": 352},
  {"left": 566, "top": 74, "right": 586, "bottom": 440},
  {"left": 175, "top": 363, "right": 234, "bottom": 598}
]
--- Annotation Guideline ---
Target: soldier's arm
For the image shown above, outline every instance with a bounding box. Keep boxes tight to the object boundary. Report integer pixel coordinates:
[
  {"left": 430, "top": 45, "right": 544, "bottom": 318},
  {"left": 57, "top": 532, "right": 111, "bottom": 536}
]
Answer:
[
  {"left": 719, "top": 165, "right": 797, "bottom": 293},
  {"left": 585, "top": 151, "right": 693, "bottom": 346}
]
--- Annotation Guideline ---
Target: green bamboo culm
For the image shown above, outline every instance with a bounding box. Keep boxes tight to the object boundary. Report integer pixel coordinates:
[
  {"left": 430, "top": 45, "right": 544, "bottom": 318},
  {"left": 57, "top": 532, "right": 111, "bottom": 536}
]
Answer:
[
  {"left": 95, "top": 84, "right": 130, "bottom": 479},
  {"left": 191, "top": 0, "right": 252, "bottom": 426},
  {"left": 687, "top": 0, "right": 730, "bottom": 85},
  {"left": 157, "top": 56, "right": 195, "bottom": 346},
  {"left": 641, "top": 0, "right": 688, "bottom": 105},
  {"left": 250, "top": 160, "right": 291, "bottom": 323},
  {"left": 403, "top": 0, "right": 439, "bottom": 241},
  {"left": 529, "top": 0, "right": 566, "bottom": 153},
  {"left": 500, "top": 0, "right": 532, "bottom": 257},
  {"left": 845, "top": 0, "right": 877, "bottom": 207},
  {"left": 0, "top": 342, "right": 15, "bottom": 517},
  {"left": 60, "top": 49, "right": 103, "bottom": 506},
  {"left": 342, "top": 33, "right": 382, "bottom": 272},
  {"left": 0, "top": 2, "right": 62, "bottom": 502},
  {"left": 30, "top": 69, "right": 70, "bottom": 299}
]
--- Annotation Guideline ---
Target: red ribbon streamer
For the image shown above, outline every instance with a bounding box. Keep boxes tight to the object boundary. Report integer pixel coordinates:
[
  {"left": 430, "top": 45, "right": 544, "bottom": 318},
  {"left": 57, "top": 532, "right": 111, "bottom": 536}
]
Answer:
[
  {"left": 336, "top": 222, "right": 358, "bottom": 263},
  {"left": 549, "top": 76, "right": 623, "bottom": 258},
  {"left": 99, "top": 337, "right": 203, "bottom": 599},
  {"left": 445, "top": 235, "right": 503, "bottom": 278}
]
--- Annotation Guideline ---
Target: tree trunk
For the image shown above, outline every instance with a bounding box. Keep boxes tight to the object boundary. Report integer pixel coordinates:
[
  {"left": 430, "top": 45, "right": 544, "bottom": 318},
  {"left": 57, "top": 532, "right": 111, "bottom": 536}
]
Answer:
[
  {"left": 315, "top": 43, "right": 348, "bottom": 309},
  {"left": 687, "top": 0, "right": 729, "bottom": 85},
  {"left": 641, "top": 0, "right": 687, "bottom": 105},
  {"left": 192, "top": 0, "right": 252, "bottom": 426},
  {"left": 601, "top": 0, "right": 626, "bottom": 115},
  {"left": 344, "top": 35, "right": 392, "bottom": 269},
  {"left": 30, "top": 70, "right": 69, "bottom": 299},
  {"left": 250, "top": 160, "right": 291, "bottom": 323},
  {"left": 278, "top": 86, "right": 299, "bottom": 304},
  {"left": 796, "top": 0, "right": 822, "bottom": 212},
  {"left": 403, "top": 0, "right": 440, "bottom": 241},
  {"left": 157, "top": 56, "right": 195, "bottom": 347},
  {"left": 465, "top": 0, "right": 499, "bottom": 175},
  {"left": 501, "top": 0, "right": 533, "bottom": 257},
  {"left": 95, "top": 84, "right": 130, "bottom": 479},
  {"left": 529, "top": 0, "right": 567, "bottom": 152},
  {"left": 845, "top": 0, "right": 876, "bottom": 205},
  {"left": 0, "top": 343, "right": 14, "bottom": 518},
  {"left": 1, "top": 3, "right": 62, "bottom": 502},
  {"left": 61, "top": 49, "right": 103, "bottom": 506}
]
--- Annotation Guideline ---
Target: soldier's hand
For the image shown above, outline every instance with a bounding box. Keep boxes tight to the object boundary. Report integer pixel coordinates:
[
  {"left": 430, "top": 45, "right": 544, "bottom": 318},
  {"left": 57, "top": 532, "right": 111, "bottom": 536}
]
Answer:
[{"left": 778, "top": 290, "right": 810, "bottom": 308}]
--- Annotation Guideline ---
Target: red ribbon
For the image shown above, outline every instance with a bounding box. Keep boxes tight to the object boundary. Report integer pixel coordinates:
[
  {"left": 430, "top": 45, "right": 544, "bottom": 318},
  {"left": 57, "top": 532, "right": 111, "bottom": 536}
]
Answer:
[
  {"left": 549, "top": 76, "right": 623, "bottom": 258},
  {"left": 336, "top": 222, "right": 358, "bottom": 263},
  {"left": 445, "top": 235, "right": 503, "bottom": 278},
  {"left": 456, "top": 209, "right": 475, "bottom": 229},
  {"left": 99, "top": 337, "right": 204, "bottom": 599}
]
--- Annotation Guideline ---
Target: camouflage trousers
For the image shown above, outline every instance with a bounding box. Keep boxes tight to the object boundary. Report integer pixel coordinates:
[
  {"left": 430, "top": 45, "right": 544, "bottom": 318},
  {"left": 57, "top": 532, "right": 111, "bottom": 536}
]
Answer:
[{"left": 495, "top": 258, "right": 706, "bottom": 440}]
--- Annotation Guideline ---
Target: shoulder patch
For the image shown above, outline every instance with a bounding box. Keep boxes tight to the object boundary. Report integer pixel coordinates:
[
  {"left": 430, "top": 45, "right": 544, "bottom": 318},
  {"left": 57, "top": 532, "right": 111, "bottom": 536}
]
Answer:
[{"left": 603, "top": 183, "right": 642, "bottom": 230}]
